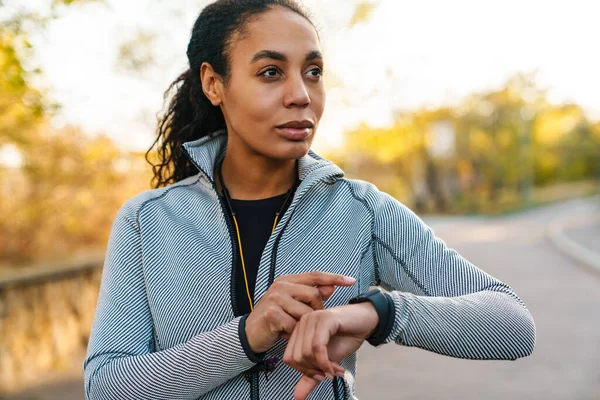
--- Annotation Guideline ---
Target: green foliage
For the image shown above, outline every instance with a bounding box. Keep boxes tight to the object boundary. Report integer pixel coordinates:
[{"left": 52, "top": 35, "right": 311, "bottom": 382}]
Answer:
[
  {"left": 329, "top": 73, "right": 600, "bottom": 214},
  {"left": 0, "top": 28, "right": 44, "bottom": 146}
]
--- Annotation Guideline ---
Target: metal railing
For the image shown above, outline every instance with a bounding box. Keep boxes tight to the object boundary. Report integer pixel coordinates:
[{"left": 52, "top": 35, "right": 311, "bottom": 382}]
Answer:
[{"left": 0, "top": 250, "right": 105, "bottom": 289}]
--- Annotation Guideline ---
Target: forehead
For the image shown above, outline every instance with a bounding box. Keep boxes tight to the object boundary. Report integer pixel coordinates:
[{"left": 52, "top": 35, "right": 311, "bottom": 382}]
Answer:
[{"left": 229, "top": 7, "right": 321, "bottom": 62}]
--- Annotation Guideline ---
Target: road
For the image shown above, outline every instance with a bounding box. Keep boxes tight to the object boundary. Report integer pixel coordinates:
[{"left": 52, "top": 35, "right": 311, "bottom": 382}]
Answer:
[{"left": 6, "top": 198, "right": 600, "bottom": 400}]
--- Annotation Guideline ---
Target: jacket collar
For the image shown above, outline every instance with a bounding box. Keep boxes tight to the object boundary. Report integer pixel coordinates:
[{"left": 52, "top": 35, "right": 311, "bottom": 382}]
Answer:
[{"left": 180, "top": 129, "right": 344, "bottom": 188}]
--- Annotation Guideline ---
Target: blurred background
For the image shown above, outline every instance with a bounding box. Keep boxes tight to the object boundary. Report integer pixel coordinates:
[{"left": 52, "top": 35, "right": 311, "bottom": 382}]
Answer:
[{"left": 0, "top": 0, "right": 598, "bottom": 399}]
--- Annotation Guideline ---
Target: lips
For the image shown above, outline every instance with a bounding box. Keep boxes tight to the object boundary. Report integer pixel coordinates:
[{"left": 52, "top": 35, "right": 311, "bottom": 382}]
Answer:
[
  {"left": 276, "top": 120, "right": 314, "bottom": 141},
  {"left": 276, "top": 120, "right": 314, "bottom": 129}
]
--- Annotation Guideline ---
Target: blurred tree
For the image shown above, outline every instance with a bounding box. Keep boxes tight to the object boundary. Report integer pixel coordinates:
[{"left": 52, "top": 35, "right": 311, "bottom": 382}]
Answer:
[
  {"left": 0, "top": 0, "right": 151, "bottom": 266},
  {"left": 117, "top": 30, "right": 157, "bottom": 73},
  {"left": 0, "top": 26, "right": 44, "bottom": 146},
  {"left": 331, "top": 73, "right": 599, "bottom": 214}
]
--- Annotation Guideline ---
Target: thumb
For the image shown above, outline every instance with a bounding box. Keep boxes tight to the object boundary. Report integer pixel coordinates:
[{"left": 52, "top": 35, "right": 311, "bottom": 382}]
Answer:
[
  {"left": 294, "top": 375, "right": 320, "bottom": 400},
  {"left": 317, "top": 285, "right": 335, "bottom": 302}
]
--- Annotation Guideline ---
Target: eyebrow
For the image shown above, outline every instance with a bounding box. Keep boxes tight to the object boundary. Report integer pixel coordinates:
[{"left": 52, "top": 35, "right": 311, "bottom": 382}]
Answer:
[{"left": 250, "top": 50, "right": 323, "bottom": 64}]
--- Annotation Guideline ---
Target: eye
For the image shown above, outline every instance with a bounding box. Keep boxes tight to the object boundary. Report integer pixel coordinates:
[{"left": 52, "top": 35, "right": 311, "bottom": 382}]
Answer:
[
  {"left": 307, "top": 67, "right": 323, "bottom": 79},
  {"left": 260, "top": 67, "right": 281, "bottom": 80}
]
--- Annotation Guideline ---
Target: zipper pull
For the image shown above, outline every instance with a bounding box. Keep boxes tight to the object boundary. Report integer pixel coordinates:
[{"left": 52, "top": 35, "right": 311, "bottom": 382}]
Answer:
[{"left": 263, "top": 356, "right": 280, "bottom": 381}]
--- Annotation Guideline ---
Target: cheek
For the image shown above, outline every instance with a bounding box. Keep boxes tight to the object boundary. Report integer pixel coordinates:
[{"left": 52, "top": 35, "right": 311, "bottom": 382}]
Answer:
[
  {"left": 248, "top": 88, "right": 281, "bottom": 120},
  {"left": 311, "top": 86, "right": 326, "bottom": 118},
  {"left": 224, "top": 83, "right": 278, "bottom": 128}
]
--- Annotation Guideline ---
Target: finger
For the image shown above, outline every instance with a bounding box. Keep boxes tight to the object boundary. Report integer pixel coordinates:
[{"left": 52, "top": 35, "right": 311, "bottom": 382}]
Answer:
[
  {"left": 279, "top": 271, "right": 356, "bottom": 288},
  {"left": 312, "top": 312, "right": 343, "bottom": 377},
  {"left": 276, "top": 293, "right": 315, "bottom": 320},
  {"left": 317, "top": 285, "right": 335, "bottom": 302},
  {"left": 288, "top": 364, "right": 327, "bottom": 381},
  {"left": 283, "top": 318, "right": 299, "bottom": 366},
  {"left": 291, "top": 352, "right": 344, "bottom": 378},
  {"left": 272, "top": 282, "right": 325, "bottom": 311},
  {"left": 292, "top": 315, "right": 309, "bottom": 370},
  {"left": 303, "top": 313, "right": 333, "bottom": 378},
  {"left": 270, "top": 306, "right": 298, "bottom": 336},
  {"left": 332, "top": 363, "right": 345, "bottom": 378},
  {"left": 303, "top": 368, "right": 327, "bottom": 381},
  {"left": 288, "top": 283, "right": 326, "bottom": 311},
  {"left": 294, "top": 375, "right": 321, "bottom": 400},
  {"left": 311, "top": 314, "right": 336, "bottom": 377}
]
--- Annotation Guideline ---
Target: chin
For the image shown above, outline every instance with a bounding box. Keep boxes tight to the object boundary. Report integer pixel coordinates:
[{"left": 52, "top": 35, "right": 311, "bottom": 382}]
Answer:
[
  {"left": 280, "top": 138, "right": 313, "bottom": 158},
  {"left": 258, "top": 142, "right": 309, "bottom": 162}
]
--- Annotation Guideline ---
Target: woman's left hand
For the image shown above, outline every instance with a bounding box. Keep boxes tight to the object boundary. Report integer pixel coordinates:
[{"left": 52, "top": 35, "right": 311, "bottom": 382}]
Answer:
[{"left": 282, "top": 302, "right": 379, "bottom": 400}]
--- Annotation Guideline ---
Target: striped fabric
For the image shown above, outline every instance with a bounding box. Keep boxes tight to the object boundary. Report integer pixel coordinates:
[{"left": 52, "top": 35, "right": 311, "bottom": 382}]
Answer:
[{"left": 83, "top": 130, "right": 536, "bottom": 400}]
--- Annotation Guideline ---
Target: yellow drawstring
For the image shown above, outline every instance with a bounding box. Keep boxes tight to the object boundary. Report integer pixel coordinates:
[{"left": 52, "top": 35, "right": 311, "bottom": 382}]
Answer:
[{"left": 234, "top": 214, "right": 280, "bottom": 311}]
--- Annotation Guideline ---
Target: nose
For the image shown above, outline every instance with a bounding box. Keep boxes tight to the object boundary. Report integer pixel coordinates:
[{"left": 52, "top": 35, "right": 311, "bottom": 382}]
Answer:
[{"left": 282, "top": 74, "right": 310, "bottom": 108}]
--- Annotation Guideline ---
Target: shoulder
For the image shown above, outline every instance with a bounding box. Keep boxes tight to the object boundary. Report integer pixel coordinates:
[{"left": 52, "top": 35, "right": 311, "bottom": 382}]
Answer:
[
  {"left": 336, "top": 177, "right": 417, "bottom": 221},
  {"left": 336, "top": 177, "right": 384, "bottom": 206},
  {"left": 116, "top": 174, "right": 204, "bottom": 226}
]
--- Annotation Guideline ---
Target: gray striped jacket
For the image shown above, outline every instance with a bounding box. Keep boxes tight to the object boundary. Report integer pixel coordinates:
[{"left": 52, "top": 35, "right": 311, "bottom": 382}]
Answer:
[{"left": 84, "top": 130, "right": 535, "bottom": 400}]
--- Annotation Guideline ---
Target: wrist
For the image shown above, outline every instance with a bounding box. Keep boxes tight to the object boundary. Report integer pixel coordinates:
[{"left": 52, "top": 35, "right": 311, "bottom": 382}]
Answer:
[
  {"left": 240, "top": 314, "right": 265, "bottom": 362},
  {"left": 354, "top": 302, "right": 379, "bottom": 340},
  {"left": 349, "top": 288, "right": 395, "bottom": 346}
]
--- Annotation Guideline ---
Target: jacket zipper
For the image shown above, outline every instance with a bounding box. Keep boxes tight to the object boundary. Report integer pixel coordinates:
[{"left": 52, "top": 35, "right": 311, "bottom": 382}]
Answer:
[
  {"left": 218, "top": 193, "right": 241, "bottom": 316},
  {"left": 268, "top": 193, "right": 296, "bottom": 286},
  {"left": 212, "top": 163, "right": 259, "bottom": 399},
  {"left": 333, "top": 377, "right": 341, "bottom": 400},
  {"left": 244, "top": 371, "right": 259, "bottom": 400},
  {"left": 333, "top": 376, "right": 348, "bottom": 400}
]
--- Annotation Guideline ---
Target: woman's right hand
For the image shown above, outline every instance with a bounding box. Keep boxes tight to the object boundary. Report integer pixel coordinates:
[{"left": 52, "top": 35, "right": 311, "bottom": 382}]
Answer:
[{"left": 245, "top": 271, "right": 356, "bottom": 354}]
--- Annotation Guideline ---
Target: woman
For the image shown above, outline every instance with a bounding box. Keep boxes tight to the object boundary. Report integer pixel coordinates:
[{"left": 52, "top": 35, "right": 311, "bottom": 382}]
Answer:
[{"left": 83, "top": 1, "right": 536, "bottom": 399}]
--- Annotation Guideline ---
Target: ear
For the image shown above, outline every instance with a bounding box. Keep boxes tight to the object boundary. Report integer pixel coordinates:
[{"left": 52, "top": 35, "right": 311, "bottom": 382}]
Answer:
[{"left": 200, "top": 62, "right": 224, "bottom": 106}]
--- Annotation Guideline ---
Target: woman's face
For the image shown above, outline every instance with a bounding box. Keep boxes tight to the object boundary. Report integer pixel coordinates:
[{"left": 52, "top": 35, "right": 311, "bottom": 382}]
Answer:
[{"left": 218, "top": 7, "right": 325, "bottom": 161}]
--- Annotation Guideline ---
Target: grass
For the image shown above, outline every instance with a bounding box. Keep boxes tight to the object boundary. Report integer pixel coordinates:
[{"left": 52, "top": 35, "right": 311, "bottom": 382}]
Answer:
[{"left": 429, "top": 180, "right": 600, "bottom": 216}]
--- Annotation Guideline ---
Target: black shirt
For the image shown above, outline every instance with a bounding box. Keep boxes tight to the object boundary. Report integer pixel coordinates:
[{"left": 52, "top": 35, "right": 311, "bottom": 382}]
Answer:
[{"left": 225, "top": 192, "right": 292, "bottom": 316}]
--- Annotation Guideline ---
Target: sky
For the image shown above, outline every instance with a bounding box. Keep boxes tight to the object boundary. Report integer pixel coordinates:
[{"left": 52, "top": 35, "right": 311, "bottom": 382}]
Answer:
[{"left": 7, "top": 0, "right": 600, "bottom": 152}]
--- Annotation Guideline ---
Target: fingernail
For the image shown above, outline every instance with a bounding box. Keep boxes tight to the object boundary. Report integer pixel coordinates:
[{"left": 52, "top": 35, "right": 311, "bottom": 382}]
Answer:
[
  {"left": 325, "top": 372, "right": 334, "bottom": 381},
  {"left": 343, "top": 276, "right": 356, "bottom": 284},
  {"left": 314, "top": 374, "right": 325, "bottom": 382},
  {"left": 336, "top": 371, "right": 345, "bottom": 378}
]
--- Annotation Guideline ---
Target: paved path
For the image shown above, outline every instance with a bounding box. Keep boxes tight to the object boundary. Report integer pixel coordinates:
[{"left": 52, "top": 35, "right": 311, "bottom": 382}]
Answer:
[
  {"left": 6, "top": 198, "right": 600, "bottom": 400},
  {"left": 564, "top": 224, "right": 599, "bottom": 255}
]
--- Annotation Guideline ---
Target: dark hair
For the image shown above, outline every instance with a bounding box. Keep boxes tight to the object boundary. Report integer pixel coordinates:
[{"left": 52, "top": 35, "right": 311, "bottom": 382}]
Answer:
[{"left": 146, "top": 0, "right": 314, "bottom": 188}]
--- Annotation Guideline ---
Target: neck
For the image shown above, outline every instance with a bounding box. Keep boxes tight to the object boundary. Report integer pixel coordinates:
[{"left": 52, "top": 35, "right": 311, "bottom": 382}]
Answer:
[{"left": 216, "top": 148, "right": 298, "bottom": 201}]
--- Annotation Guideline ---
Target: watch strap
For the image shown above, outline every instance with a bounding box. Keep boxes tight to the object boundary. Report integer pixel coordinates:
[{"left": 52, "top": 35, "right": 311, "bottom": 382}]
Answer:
[{"left": 349, "top": 288, "right": 395, "bottom": 346}]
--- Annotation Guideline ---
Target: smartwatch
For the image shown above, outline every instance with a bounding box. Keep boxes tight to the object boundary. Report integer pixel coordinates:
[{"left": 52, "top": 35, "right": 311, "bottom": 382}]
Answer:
[{"left": 349, "top": 288, "right": 394, "bottom": 346}]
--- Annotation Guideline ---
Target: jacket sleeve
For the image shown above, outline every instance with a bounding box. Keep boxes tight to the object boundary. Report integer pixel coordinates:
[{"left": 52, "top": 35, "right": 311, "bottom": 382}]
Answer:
[
  {"left": 83, "top": 206, "right": 257, "bottom": 400},
  {"left": 370, "top": 189, "right": 536, "bottom": 360}
]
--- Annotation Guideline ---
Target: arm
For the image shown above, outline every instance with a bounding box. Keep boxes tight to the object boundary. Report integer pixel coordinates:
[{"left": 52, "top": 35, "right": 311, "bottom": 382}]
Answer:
[
  {"left": 83, "top": 206, "right": 257, "bottom": 400},
  {"left": 371, "top": 190, "right": 536, "bottom": 360}
]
